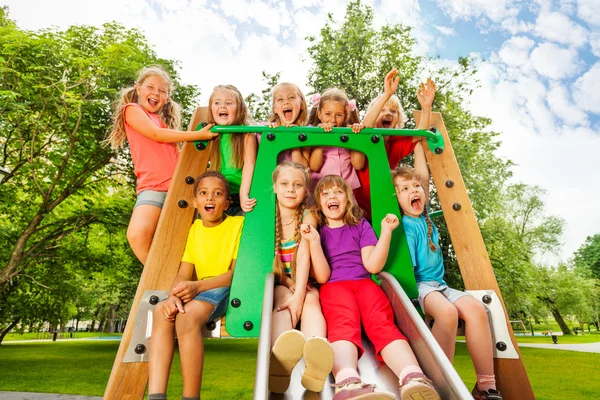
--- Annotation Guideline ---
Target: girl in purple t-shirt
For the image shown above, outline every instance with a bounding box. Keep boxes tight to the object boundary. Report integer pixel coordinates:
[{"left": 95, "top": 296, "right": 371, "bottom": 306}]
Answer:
[{"left": 301, "top": 175, "right": 439, "bottom": 400}]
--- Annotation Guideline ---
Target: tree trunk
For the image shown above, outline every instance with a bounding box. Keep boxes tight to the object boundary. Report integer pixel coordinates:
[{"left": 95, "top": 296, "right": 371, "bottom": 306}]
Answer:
[
  {"left": 0, "top": 213, "right": 45, "bottom": 286},
  {"left": 550, "top": 308, "right": 572, "bottom": 335},
  {"left": 0, "top": 317, "right": 21, "bottom": 345}
]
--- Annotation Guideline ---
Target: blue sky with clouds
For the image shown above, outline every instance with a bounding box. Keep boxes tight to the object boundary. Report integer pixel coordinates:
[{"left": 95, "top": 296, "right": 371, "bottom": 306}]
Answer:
[{"left": 3, "top": 0, "right": 599, "bottom": 263}]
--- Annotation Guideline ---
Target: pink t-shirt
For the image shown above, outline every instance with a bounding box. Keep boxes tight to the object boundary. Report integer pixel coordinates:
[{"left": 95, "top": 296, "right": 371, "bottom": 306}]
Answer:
[
  {"left": 310, "top": 146, "right": 360, "bottom": 193},
  {"left": 124, "top": 103, "right": 179, "bottom": 194}
]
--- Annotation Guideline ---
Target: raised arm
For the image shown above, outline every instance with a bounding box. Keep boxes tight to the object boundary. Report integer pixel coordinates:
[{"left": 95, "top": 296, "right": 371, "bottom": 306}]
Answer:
[
  {"left": 413, "top": 141, "right": 430, "bottom": 196},
  {"left": 363, "top": 69, "right": 400, "bottom": 128},
  {"left": 415, "top": 78, "right": 436, "bottom": 132},
  {"left": 361, "top": 214, "right": 399, "bottom": 274},
  {"left": 125, "top": 105, "right": 217, "bottom": 142}
]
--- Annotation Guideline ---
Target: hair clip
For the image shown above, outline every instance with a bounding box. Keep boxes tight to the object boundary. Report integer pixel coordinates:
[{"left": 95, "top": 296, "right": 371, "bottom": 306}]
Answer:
[
  {"left": 311, "top": 93, "right": 321, "bottom": 108},
  {"left": 346, "top": 99, "right": 357, "bottom": 113}
]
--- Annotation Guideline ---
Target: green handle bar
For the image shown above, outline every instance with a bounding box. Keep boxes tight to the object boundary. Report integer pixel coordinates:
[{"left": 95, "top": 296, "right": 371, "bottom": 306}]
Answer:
[{"left": 194, "top": 124, "right": 445, "bottom": 154}]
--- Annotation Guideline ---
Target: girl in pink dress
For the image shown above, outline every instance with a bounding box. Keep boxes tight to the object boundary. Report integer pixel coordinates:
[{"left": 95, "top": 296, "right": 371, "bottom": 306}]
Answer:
[{"left": 306, "top": 88, "right": 365, "bottom": 195}]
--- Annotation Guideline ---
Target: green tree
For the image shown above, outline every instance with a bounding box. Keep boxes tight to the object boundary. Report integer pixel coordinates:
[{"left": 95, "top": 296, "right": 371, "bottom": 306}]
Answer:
[
  {"left": 245, "top": 71, "right": 281, "bottom": 123},
  {"left": 534, "top": 265, "right": 597, "bottom": 335},
  {"left": 483, "top": 184, "right": 564, "bottom": 317},
  {"left": 0, "top": 8, "right": 199, "bottom": 288},
  {"left": 574, "top": 234, "right": 600, "bottom": 279}
]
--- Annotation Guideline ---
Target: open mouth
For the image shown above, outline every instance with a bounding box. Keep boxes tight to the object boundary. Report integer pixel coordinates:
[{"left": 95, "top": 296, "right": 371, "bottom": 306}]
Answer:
[
  {"left": 218, "top": 111, "right": 229, "bottom": 119},
  {"left": 204, "top": 204, "right": 215, "bottom": 214},
  {"left": 381, "top": 117, "right": 393, "bottom": 128},
  {"left": 283, "top": 106, "right": 293, "bottom": 120},
  {"left": 410, "top": 195, "right": 422, "bottom": 210},
  {"left": 148, "top": 98, "right": 159, "bottom": 107},
  {"left": 327, "top": 202, "right": 339, "bottom": 211}
]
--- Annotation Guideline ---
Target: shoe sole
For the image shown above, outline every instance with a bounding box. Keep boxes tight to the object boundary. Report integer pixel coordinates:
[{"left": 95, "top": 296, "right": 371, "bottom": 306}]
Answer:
[
  {"left": 269, "top": 330, "right": 305, "bottom": 393},
  {"left": 301, "top": 337, "right": 334, "bottom": 392},
  {"left": 401, "top": 382, "right": 441, "bottom": 400}
]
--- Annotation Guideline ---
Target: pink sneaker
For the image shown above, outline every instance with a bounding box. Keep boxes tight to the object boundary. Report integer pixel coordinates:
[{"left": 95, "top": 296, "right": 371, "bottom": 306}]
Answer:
[
  {"left": 332, "top": 377, "right": 395, "bottom": 400},
  {"left": 399, "top": 372, "right": 440, "bottom": 400}
]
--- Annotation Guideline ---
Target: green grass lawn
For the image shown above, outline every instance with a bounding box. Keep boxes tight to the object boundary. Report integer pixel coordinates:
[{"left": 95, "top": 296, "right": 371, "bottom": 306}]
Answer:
[
  {"left": 0, "top": 340, "right": 598, "bottom": 399},
  {"left": 3, "top": 332, "right": 123, "bottom": 341}
]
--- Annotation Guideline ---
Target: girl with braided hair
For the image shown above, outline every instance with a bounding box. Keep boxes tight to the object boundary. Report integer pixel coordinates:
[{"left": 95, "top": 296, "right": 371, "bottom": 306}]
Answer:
[
  {"left": 393, "top": 141, "right": 503, "bottom": 400},
  {"left": 269, "top": 162, "right": 334, "bottom": 394}
]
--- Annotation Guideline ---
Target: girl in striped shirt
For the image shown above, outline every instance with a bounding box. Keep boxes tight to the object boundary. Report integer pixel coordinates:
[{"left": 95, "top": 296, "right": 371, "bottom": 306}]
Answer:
[{"left": 269, "top": 162, "right": 333, "bottom": 394}]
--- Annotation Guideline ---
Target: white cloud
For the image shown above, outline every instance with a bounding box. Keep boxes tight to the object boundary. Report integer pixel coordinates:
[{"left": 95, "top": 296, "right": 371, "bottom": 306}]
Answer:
[
  {"left": 530, "top": 42, "right": 581, "bottom": 79},
  {"left": 497, "top": 36, "right": 536, "bottom": 67},
  {"left": 590, "top": 31, "right": 600, "bottom": 57},
  {"left": 434, "top": 25, "right": 456, "bottom": 36},
  {"left": 577, "top": 0, "right": 600, "bottom": 26},
  {"left": 546, "top": 84, "right": 589, "bottom": 126},
  {"left": 573, "top": 63, "right": 600, "bottom": 114},
  {"left": 533, "top": 12, "right": 587, "bottom": 48},
  {"left": 434, "top": 0, "right": 520, "bottom": 23},
  {"left": 217, "top": 0, "right": 292, "bottom": 35}
]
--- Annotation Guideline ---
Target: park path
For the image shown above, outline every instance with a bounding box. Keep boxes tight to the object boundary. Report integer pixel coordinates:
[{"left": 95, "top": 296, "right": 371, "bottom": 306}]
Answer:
[{"left": 516, "top": 341, "right": 600, "bottom": 353}]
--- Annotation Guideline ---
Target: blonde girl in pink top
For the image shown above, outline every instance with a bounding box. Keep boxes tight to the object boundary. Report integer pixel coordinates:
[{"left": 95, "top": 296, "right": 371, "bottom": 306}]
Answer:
[
  {"left": 107, "top": 65, "right": 217, "bottom": 264},
  {"left": 306, "top": 88, "right": 365, "bottom": 194}
]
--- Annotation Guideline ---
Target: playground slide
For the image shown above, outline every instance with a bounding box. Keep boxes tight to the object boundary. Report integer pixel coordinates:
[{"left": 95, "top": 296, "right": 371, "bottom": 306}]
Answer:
[{"left": 254, "top": 273, "right": 472, "bottom": 400}]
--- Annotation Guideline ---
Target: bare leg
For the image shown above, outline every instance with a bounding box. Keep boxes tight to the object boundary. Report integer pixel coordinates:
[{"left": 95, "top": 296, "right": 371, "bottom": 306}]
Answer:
[
  {"left": 454, "top": 296, "right": 494, "bottom": 375},
  {"left": 300, "top": 287, "right": 326, "bottom": 338},
  {"left": 148, "top": 302, "right": 176, "bottom": 394},
  {"left": 127, "top": 204, "right": 161, "bottom": 264},
  {"left": 423, "top": 291, "right": 458, "bottom": 362},
  {"left": 380, "top": 339, "right": 420, "bottom": 377},
  {"left": 331, "top": 340, "right": 359, "bottom": 381},
  {"left": 271, "top": 285, "right": 294, "bottom": 346},
  {"left": 175, "top": 300, "right": 214, "bottom": 398}
]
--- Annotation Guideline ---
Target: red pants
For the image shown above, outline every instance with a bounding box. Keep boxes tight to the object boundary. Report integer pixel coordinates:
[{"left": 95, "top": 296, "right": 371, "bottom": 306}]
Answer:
[{"left": 320, "top": 279, "right": 406, "bottom": 360}]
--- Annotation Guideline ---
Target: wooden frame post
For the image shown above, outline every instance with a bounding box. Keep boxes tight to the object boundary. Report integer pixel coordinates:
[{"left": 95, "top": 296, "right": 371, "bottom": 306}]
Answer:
[
  {"left": 418, "top": 111, "right": 535, "bottom": 399},
  {"left": 103, "top": 108, "right": 210, "bottom": 400}
]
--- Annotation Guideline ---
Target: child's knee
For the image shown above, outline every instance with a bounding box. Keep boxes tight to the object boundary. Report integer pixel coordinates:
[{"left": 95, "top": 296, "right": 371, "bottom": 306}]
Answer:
[
  {"left": 176, "top": 301, "right": 213, "bottom": 333},
  {"left": 431, "top": 303, "right": 458, "bottom": 328},
  {"left": 304, "top": 290, "right": 321, "bottom": 308},
  {"left": 273, "top": 285, "right": 293, "bottom": 305}
]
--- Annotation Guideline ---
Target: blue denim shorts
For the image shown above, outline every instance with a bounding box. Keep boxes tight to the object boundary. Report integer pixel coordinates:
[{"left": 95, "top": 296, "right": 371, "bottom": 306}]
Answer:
[
  {"left": 417, "top": 281, "right": 471, "bottom": 313},
  {"left": 193, "top": 286, "right": 230, "bottom": 322},
  {"left": 134, "top": 190, "right": 167, "bottom": 208}
]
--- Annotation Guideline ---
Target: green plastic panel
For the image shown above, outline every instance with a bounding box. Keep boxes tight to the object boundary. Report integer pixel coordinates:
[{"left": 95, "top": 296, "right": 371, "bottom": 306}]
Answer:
[{"left": 202, "top": 127, "right": 434, "bottom": 337}]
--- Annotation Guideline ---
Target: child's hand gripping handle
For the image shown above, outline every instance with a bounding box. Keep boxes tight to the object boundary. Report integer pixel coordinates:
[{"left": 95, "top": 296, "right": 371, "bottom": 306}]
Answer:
[{"left": 194, "top": 122, "right": 218, "bottom": 150}]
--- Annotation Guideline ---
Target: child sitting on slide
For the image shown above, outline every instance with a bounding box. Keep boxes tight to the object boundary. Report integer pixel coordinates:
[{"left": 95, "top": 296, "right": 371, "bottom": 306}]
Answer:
[
  {"left": 393, "top": 141, "right": 502, "bottom": 400},
  {"left": 302, "top": 175, "right": 440, "bottom": 400}
]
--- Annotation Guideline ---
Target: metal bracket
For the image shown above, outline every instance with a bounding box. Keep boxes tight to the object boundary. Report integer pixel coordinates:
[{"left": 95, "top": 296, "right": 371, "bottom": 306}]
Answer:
[
  {"left": 468, "top": 290, "right": 519, "bottom": 359},
  {"left": 123, "top": 290, "right": 222, "bottom": 363}
]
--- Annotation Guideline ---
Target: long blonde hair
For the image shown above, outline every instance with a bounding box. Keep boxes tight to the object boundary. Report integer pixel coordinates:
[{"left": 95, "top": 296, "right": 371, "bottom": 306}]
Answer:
[
  {"left": 391, "top": 166, "right": 437, "bottom": 251},
  {"left": 207, "top": 85, "right": 250, "bottom": 171},
  {"left": 272, "top": 162, "right": 311, "bottom": 283},
  {"left": 107, "top": 65, "right": 182, "bottom": 150},
  {"left": 269, "top": 82, "right": 308, "bottom": 126},
  {"left": 311, "top": 175, "right": 363, "bottom": 227}
]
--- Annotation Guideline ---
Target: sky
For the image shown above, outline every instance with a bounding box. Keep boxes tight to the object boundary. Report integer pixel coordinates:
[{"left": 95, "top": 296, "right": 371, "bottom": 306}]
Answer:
[{"left": 3, "top": 0, "right": 599, "bottom": 264}]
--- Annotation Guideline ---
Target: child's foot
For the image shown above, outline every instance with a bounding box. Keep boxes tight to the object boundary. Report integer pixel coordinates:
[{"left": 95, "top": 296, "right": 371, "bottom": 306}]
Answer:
[
  {"left": 399, "top": 372, "right": 440, "bottom": 400},
  {"left": 472, "top": 385, "right": 503, "bottom": 400},
  {"left": 269, "top": 330, "right": 305, "bottom": 393},
  {"left": 301, "top": 337, "right": 334, "bottom": 392},
  {"left": 332, "top": 377, "right": 395, "bottom": 399}
]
